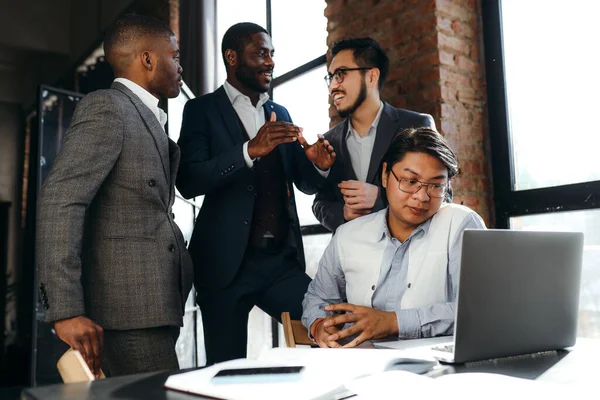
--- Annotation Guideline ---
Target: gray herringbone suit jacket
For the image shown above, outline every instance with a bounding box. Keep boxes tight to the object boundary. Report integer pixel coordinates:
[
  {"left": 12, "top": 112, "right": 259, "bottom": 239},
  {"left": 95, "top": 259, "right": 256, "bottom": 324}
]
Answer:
[{"left": 36, "top": 82, "right": 193, "bottom": 330}]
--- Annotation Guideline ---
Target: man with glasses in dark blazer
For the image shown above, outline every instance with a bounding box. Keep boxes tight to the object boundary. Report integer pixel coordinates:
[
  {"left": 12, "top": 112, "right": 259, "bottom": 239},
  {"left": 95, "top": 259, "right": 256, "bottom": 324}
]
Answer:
[{"left": 313, "top": 38, "right": 436, "bottom": 232}]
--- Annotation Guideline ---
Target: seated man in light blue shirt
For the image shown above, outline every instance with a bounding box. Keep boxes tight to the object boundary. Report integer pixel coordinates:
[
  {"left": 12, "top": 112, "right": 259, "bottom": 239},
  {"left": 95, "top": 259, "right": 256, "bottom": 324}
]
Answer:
[{"left": 302, "top": 127, "right": 486, "bottom": 348}]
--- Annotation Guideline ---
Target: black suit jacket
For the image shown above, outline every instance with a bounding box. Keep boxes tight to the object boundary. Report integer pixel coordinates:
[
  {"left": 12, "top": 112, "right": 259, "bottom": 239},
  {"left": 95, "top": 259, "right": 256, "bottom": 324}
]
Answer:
[
  {"left": 312, "top": 103, "right": 435, "bottom": 232},
  {"left": 176, "top": 86, "right": 326, "bottom": 289}
]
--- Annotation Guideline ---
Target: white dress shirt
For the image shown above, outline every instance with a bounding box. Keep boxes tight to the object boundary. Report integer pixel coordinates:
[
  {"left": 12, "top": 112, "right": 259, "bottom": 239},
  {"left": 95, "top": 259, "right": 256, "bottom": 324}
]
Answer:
[
  {"left": 114, "top": 78, "right": 168, "bottom": 130},
  {"left": 346, "top": 101, "right": 384, "bottom": 181},
  {"left": 223, "top": 80, "right": 329, "bottom": 176},
  {"left": 223, "top": 80, "right": 269, "bottom": 167}
]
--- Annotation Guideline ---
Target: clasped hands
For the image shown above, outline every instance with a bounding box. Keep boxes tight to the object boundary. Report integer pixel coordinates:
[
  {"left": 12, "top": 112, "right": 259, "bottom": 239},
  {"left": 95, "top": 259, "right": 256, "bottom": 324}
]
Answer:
[
  {"left": 311, "top": 303, "right": 398, "bottom": 348},
  {"left": 247, "top": 112, "right": 336, "bottom": 170},
  {"left": 339, "top": 180, "right": 379, "bottom": 221}
]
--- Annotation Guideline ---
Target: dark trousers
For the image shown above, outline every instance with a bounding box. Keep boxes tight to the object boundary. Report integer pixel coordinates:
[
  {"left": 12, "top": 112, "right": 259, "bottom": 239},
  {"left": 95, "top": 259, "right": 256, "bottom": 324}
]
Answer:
[
  {"left": 102, "top": 326, "right": 180, "bottom": 377},
  {"left": 198, "top": 246, "right": 311, "bottom": 365}
]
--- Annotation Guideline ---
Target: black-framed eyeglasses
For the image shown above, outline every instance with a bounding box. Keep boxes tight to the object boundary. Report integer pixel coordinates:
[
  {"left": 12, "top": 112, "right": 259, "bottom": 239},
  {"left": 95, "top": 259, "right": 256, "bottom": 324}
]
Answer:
[
  {"left": 324, "top": 67, "right": 373, "bottom": 86},
  {"left": 390, "top": 170, "right": 448, "bottom": 198}
]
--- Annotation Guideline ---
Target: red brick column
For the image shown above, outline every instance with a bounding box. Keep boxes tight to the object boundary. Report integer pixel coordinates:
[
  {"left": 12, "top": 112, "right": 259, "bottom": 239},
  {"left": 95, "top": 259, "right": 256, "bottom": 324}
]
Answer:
[{"left": 325, "top": 0, "right": 492, "bottom": 225}]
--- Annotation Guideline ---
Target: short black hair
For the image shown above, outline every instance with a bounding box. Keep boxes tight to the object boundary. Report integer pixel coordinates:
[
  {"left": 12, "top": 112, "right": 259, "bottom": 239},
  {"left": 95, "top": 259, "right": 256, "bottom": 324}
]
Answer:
[
  {"left": 330, "top": 37, "right": 389, "bottom": 90},
  {"left": 104, "top": 14, "right": 174, "bottom": 69},
  {"left": 221, "top": 22, "right": 269, "bottom": 68},
  {"left": 380, "top": 127, "right": 458, "bottom": 203}
]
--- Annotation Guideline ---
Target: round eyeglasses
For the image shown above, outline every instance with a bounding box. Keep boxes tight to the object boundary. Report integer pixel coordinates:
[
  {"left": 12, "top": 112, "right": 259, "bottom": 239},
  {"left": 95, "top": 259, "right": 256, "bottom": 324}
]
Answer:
[
  {"left": 390, "top": 170, "right": 448, "bottom": 198},
  {"left": 324, "top": 67, "right": 373, "bottom": 86}
]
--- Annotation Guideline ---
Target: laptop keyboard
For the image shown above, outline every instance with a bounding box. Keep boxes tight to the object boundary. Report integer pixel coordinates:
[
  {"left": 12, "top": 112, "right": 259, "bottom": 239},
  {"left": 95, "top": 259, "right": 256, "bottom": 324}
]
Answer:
[{"left": 433, "top": 344, "right": 454, "bottom": 353}]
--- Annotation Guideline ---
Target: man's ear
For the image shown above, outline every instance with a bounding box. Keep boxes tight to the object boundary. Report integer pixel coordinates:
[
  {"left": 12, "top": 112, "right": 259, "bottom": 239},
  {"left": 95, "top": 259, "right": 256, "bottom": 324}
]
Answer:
[
  {"left": 225, "top": 49, "right": 237, "bottom": 68},
  {"left": 141, "top": 51, "right": 153, "bottom": 71},
  {"left": 381, "top": 162, "right": 388, "bottom": 188},
  {"left": 368, "top": 68, "right": 380, "bottom": 89}
]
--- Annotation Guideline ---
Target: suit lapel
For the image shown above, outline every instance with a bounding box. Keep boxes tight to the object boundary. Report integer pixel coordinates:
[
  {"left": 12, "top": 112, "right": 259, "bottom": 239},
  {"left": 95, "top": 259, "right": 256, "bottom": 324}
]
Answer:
[
  {"left": 215, "top": 86, "right": 245, "bottom": 145},
  {"left": 336, "top": 119, "right": 358, "bottom": 181},
  {"left": 112, "top": 82, "right": 171, "bottom": 190},
  {"left": 365, "top": 103, "right": 400, "bottom": 183}
]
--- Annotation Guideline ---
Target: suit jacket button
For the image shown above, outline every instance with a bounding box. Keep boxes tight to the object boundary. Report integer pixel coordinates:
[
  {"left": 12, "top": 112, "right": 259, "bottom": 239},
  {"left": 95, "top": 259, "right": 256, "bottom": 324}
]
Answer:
[
  {"left": 148, "top": 179, "right": 156, "bottom": 187},
  {"left": 247, "top": 185, "right": 253, "bottom": 191},
  {"left": 43, "top": 303, "right": 49, "bottom": 310},
  {"left": 171, "top": 213, "right": 175, "bottom": 219},
  {"left": 243, "top": 218, "right": 249, "bottom": 225},
  {"left": 169, "top": 244, "right": 176, "bottom": 252}
]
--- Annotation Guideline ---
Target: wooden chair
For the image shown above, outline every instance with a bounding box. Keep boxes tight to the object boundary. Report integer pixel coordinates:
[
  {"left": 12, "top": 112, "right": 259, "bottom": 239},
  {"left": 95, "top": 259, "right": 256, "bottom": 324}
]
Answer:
[
  {"left": 281, "top": 312, "right": 315, "bottom": 347},
  {"left": 57, "top": 348, "right": 105, "bottom": 383}
]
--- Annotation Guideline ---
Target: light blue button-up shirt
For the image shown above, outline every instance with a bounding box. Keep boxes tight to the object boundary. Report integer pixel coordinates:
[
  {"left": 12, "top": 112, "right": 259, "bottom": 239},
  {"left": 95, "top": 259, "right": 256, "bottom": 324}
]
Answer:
[{"left": 302, "top": 208, "right": 486, "bottom": 339}]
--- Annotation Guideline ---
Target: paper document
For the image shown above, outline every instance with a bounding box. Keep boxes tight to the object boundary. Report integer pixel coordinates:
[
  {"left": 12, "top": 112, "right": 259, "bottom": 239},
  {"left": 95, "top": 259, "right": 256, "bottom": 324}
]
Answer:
[
  {"left": 346, "top": 370, "right": 582, "bottom": 400},
  {"left": 163, "top": 347, "right": 432, "bottom": 400}
]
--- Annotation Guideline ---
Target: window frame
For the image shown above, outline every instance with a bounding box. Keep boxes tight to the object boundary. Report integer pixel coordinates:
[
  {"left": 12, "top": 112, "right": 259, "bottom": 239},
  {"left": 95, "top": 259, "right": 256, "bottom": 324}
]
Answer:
[
  {"left": 266, "top": 0, "right": 330, "bottom": 236},
  {"left": 481, "top": 0, "right": 600, "bottom": 228}
]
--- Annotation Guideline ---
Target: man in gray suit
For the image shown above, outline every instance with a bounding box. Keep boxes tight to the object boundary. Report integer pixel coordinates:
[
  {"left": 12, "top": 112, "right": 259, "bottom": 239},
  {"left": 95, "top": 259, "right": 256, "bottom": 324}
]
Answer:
[
  {"left": 36, "top": 15, "right": 193, "bottom": 377},
  {"left": 313, "top": 38, "right": 436, "bottom": 232}
]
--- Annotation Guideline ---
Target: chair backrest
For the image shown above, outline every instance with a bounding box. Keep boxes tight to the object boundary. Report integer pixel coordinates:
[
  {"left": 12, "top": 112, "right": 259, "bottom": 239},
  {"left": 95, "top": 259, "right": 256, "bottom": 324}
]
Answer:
[
  {"left": 57, "top": 348, "right": 105, "bottom": 383},
  {"left": 281, "top": 312, "right": 314, "bottom": 347}
]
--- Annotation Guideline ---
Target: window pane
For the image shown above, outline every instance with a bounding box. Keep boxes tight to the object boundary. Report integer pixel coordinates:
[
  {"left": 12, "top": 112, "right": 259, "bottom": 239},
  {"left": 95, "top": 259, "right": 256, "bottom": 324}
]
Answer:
[
  {"left": 510, "top": 210, "right": 600, "bottom": 338},
  {"left": 271, "top": 0, "right": 327, "bottom": 76},
  {"left": 168, "top": 82, "right": 195, "bottom": 143},
  {"left": 273, "top": 65, "right": 330, "bottom": 226},
  {"left": 502, "top": 1, "right": 600, "bottom": 190},
  {"left": 303, "top": 233, "right": 332, "bottom": 279},
  {"left": 216, "top": 0, "right": 267, "bottom": 86}
]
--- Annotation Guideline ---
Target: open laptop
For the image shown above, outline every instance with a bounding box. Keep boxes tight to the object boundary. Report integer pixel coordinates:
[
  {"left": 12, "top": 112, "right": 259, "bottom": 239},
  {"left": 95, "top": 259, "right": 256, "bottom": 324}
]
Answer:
[{"left": 376, "top": 229, "right": 584, "bottom": 364}]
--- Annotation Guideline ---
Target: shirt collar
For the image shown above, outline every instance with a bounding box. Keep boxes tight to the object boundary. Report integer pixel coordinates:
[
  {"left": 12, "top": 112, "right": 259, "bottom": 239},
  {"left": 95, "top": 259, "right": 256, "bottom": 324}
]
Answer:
[
  {"left": 377, "top": 207, "right": 433, "bottom": 243},
  {"left": 346, "top": 101, "right": 385, "bottom": 140},
  {"left": 114, "top": 78, "right": 167, "bottom": 127},
  {"left": 223, "top": 80, "right": 270, "bottom": 110}
]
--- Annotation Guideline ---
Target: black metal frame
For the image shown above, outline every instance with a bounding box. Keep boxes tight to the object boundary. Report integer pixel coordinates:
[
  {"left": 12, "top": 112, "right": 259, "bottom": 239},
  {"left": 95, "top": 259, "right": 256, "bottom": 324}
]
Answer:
[{"left": 481, "top": 0, "right": 600, "bottom": 228}]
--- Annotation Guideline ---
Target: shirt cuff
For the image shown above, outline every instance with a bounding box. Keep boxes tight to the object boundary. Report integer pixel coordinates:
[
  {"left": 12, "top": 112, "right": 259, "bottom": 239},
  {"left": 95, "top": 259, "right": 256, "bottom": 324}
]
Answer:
[
  {"left": 396, "top": 309, "right": 421, "bottom": 339},
  {"left": 243, "top": 141, "right": 254, "bottom": 168},
  {"left": 305, "top": 310, "right": 328, "bottom": 341},
  {"left": 314, "top": 164, "right": 330, "bottom": 178}
]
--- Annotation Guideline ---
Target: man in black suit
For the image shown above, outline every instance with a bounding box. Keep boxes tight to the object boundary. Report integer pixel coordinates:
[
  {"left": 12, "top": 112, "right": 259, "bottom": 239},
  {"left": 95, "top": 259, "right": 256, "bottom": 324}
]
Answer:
[
  {"left": 176, "top": 22, "right": 335, "bottom": 365},
  {"left": 313, "top": 38, "right": 436, "bottom": 232}
]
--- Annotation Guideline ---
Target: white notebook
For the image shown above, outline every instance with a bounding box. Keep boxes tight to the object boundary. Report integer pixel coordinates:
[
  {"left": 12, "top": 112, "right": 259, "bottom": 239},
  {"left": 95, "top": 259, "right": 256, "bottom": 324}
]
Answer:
[{"left": 164, "top": 347, "right": 434, "bottom": 400}]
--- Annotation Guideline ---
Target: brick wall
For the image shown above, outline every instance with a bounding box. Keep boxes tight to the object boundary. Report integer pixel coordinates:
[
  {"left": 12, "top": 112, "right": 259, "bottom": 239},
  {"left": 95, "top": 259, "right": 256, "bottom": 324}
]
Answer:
[{"left": 325, "top": 0, "right": 493, "bottom": 225}]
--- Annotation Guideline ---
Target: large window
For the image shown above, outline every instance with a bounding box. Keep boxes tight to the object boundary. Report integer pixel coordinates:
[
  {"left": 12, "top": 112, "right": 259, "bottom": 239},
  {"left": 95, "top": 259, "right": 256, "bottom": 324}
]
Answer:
[
  {"left": 501, "top": 1, "right": 600, "bottom": 191},
  {"left": 483, "top": 0, "right": 600, "bottom": 337},
  {"left": 273, "top": 65, "right": 330, "bottom": 226},
  {"left": 215, "top": 0, "right": 331, "bottom": 358}
]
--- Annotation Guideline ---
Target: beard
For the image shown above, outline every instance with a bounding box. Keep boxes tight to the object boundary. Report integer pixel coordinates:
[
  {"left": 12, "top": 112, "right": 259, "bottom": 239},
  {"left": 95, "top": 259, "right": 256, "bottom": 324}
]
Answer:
[
  {"left": 236, "top": 60, "right": 270, "bottom": 93},
  {"left": 338, "top": 77, "right": 367, "bottom": 118}
]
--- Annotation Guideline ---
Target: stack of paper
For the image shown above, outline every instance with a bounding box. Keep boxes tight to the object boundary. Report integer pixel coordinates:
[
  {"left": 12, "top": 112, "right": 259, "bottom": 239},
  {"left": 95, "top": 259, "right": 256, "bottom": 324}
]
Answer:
[
  {"left": 163, "top": 347, "right": 422, "bottom": 399},
  {"left": 163, "top": 346, "right": 584, "bottom": 400},
  {"left": 346, "top": 370, "right": 582, "bottom": 400}
]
